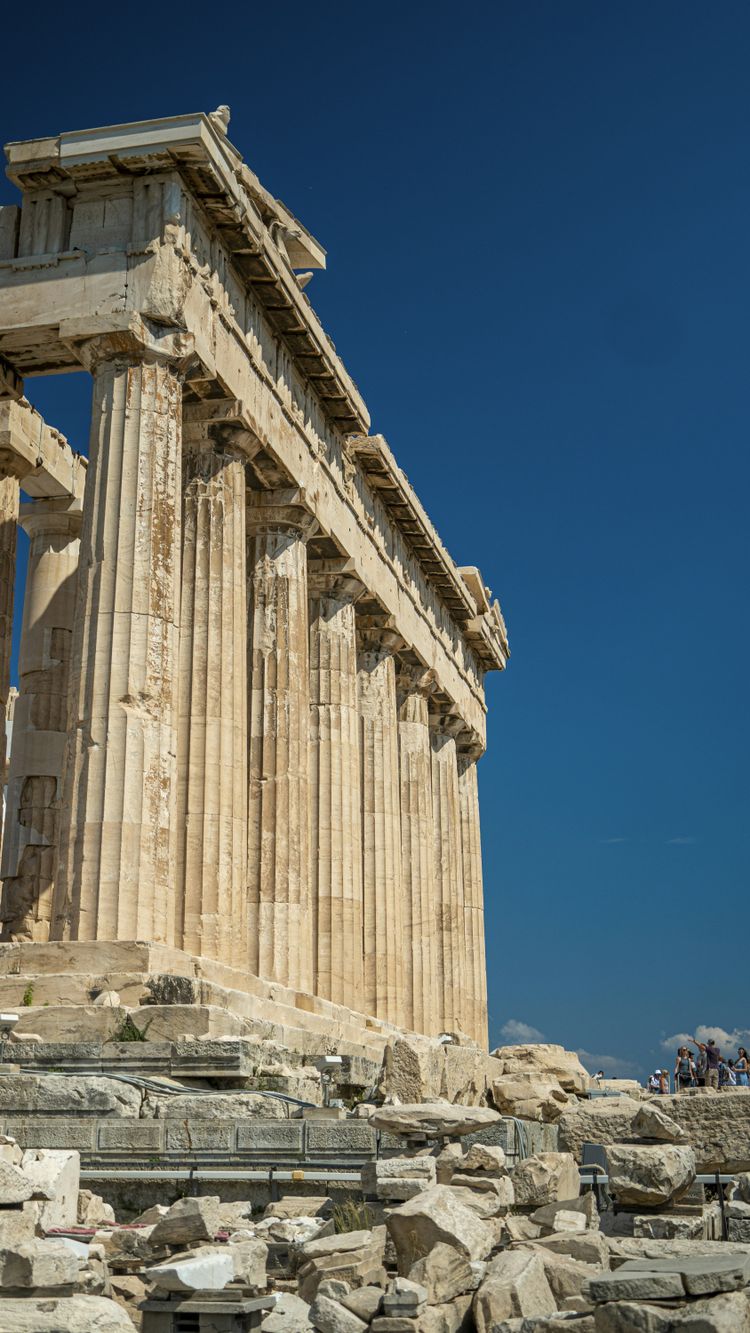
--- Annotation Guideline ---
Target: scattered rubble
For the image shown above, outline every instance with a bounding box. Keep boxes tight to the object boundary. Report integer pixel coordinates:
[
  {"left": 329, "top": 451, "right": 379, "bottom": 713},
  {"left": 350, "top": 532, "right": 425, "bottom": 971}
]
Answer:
[{"left": 0, "top": 1040, "right": 743, "bottom": 1332}]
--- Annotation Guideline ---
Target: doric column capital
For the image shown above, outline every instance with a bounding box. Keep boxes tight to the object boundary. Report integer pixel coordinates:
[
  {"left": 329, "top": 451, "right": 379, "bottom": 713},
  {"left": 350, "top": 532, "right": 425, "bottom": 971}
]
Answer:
[
  {"left": 308, "top": 558, "right": 366, "bottom": 605},
  {"left": 456, "top": 732, "right": 485, "bottom": 764},
  {"left": 183, "top": 398, "right": 261, "bottom": 463},
  {"left": 61, "top": 315, "right": 196, "bottom": 377},
  {"left": 19, "top": 497, "right": 83, "bottom": 543},
  {"left": 357, "top": 614, "right": 405, "bottom": 660},
  {"left": 396, "top": 662, "right": 437, "bottom": 701},
  {"left": 246, "top": 488, "right": 317, "bottom": 541},
  {"left": 429, "top": 707, "right": 465, "bottom": 741}
]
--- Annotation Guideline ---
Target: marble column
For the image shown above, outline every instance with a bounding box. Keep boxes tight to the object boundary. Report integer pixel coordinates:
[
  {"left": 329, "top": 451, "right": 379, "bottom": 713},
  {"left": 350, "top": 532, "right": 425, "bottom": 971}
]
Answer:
[
  {"left": 457, "top": 743, "right": 488, "bottom": 1047},
  {"left": 0, "top": 498, "right": 81, "bottom": 940},
  {"left": 309, "top": 566, "right": 364, "bottom": 1005},
  {"left": 175, "top": 423, "right": 249, "bottom": 965},
  {"left": 0, "top": 438, "right": 36, "bottom": 856},
  {"left": 247, "top": 490, "right": 315, "bottom": 992},
  {"left": 397, "top": 665, "right": 439, "bottom": 1035},
  {"left": 431, "top": 711, "right": 466, "bottom": 1034},
  {"left": 0, "top": 472, "right": 20, "bottom": 727},
  {"left": 52, "top": 346, "right": 184, "bottom": 943},
  {"left": 358, "top": 624, "right": 404, "bottom": 1024}
]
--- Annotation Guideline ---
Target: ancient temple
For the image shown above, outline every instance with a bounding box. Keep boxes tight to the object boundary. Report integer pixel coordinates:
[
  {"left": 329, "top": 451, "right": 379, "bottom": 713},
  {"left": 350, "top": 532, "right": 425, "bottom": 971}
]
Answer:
[{"left": 0, "top": 111, "right": 508, "bottom": 1048}]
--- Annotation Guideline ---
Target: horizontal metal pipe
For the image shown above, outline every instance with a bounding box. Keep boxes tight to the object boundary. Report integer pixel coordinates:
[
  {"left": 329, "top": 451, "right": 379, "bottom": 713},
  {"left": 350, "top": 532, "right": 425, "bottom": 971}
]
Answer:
[{"left": 80, "top": 1168, "right": 361, "bottom": 1182}]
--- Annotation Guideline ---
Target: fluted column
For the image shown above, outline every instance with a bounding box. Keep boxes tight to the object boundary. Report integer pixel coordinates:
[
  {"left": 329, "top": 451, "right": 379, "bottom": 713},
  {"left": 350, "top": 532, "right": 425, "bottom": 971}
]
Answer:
[
  {"left": 431, "top": 711, "right": 466, "bottom": 1034},
  {"left": 52, "top": 344, "right": 185, "bottom": 942},
  {"left": 397, "top": 665, "right": 438, "bottom": 1035},
  {"left": 309, "top": 565, "right": 364, "bottom": 1005},
  {"left": 457, "top": 742, "right": 488, "bottom": 1047},
  {"left": 0, "top": 474, "right": 19, "bottom": 725},
  {"left": 0, "top": 498, "right": 81, "bottom": 940},
  {"left": 175, "top": 422, "right": 249, "bottom": 964},
  {"left": 358, "top": 623, "right": 405, "bottom": 1024},
  {"left": 247, "top": 491, "right": 315, "bottom": 991}
]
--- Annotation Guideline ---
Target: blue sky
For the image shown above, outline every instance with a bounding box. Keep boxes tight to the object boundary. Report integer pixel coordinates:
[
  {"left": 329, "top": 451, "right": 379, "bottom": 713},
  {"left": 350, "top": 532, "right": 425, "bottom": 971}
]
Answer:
[{"left": 1, "top": 2, "right": 748, "bottom": 1080}]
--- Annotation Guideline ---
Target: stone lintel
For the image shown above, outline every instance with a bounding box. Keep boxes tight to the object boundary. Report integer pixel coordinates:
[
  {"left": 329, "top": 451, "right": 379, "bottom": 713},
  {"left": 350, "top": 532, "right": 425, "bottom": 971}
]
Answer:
[
  {"left": 0, "top": 398, "right": 85, "bottom": 499},
  {"left": 350, "top": 434, "right": 507, "bottom": 674}
]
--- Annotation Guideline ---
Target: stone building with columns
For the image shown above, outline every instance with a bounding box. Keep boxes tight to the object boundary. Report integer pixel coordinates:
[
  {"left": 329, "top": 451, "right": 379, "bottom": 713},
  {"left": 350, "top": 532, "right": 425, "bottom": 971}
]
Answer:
[{"left": 0, "top": 112, "right": 508, "bottom": 1051}]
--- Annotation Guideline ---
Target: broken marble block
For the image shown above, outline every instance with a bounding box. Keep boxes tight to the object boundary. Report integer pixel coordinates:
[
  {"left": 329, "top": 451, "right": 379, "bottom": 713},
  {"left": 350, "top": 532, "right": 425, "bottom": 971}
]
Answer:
[
  {"left": 148, "top": 1194, "right": 221, "bottom": 1247},
  {"left": 361, "top": 1155, "right": 436, "bottom": 1200}
]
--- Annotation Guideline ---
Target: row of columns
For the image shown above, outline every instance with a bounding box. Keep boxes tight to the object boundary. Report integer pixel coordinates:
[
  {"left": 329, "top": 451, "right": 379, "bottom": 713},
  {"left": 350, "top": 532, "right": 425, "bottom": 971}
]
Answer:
[{"left": 0, "top": 343, "right": 488, "bottom": 1044}]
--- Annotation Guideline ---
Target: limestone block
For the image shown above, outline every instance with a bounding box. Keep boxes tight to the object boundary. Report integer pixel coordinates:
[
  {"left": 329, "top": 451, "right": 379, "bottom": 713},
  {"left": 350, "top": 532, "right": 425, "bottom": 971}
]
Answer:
[
  {"left": 382, "top": 1275, "right": 428, "bottom": 1315},
  {"left": 562, "top": 1092, "right": 750, "bottom": 1173},
  {"left": 0, "top": 1202, "right": 38, "bottom": 1245},
  {"left": 490, "top": 1075, "right": 569, "bottom": 1123},
  {"left": 265, "top": 1196, "right": 331, "bottom": 1219},
  {"left": 617, "top": 1252, "right": 750, "bottom": 1295},
  {"left": 297, "top": 1230, "right": 387, "bottom": 1303},
  {"left": 408, "top": 1244, "right": 482, "bottom": 1305},
  {"left": 532, "top": 1231, "right": 610, "bottom": 1268},
  {"left": 462, "top": 1142, "right": 506, "bottom": 1174},
  {"left": 386, "top": 1184, "right": 494, "bottom": 1273},
  {"left": 537, "top": 1250, "right": 601, "bottom": 1305},
  {"left": 131, "top": 1204, "right": 168, "bottom": 1226},
  {"left": 489, "top": 1042, "right": 591, "bottom": 1095},
  {"left": 340, "top": 1288, "right": 383, "bottom": 1321},
  {"left": 0, "top": 1074, "right": 140, "bottom": 1118},
  {"left": 606, "top": 1145, "right": 696, "bottom": 1207},
  {"left": 531, "top": 1192, "right": 600, "bottom": 1233},
  {"left": 110, "top": 1272, "right": 148, "bottom": 1320},
  {"left": 632, "top": 1103, "right": 687, "bottom": 1143},
  {"left": 0, "top": 1161, "right": 34, "bottom": 1204},
  {"left": 472, "top": 1250, "right": 557, "bottom": 1332},
  {"left": 262, "top": 1291, "right": 314, "bottom": 1330},
  {"left": 148, "top": 1194, "right": 220, "bottom": 1246},
  {"left": 77, "top": 1191, "right": 115, "bottom": 1226},
  {"left": 21, "top": 1149, "right": 80, "bottom": 1229},
  {"left": 593, "top": 1292, "right": 750, "bottom": 1332},
  {"left": 145, "top": 1245, "right": 234, "bottom": 1291},
  {"left": 147, "top": 1092, "right": 285, "bottom": 1120},
  {"left": 228, "top": 1237, "right": 268, "bottom": 1288},
  {"left": 633, "top": 1213, "right": 707, "bottom": 1240},
  {"left": 413, "top": 1293, "right": 474, "bottom": 1332},
  {"left": 0, "top": 1137, "right": 22, "bottom": 1166},
  {"left": 0, "top": 1237, "right": 79, "bottom": 1288},
  {"left": 512, "top": 1152, "right": 581, "bottom": 1205},
  {"left": 369, "top": 1103, "right": 499, "bottom": 1138},
  {"left": 0, "top": 1294, "right": 135, "bottom": 1331},
  {"left": 308, "top": 1293, "right": 367, "bottom": 1332},
  {"left": 450, "top": 1173, "right": 514, "bottom": 1207}
]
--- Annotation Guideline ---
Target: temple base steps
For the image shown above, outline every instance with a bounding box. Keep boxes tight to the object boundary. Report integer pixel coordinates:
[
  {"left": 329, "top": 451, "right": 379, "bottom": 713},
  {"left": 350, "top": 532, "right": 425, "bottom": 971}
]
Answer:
[{"left": 0, "top": 940, "right": 502, "bottom": 1108}]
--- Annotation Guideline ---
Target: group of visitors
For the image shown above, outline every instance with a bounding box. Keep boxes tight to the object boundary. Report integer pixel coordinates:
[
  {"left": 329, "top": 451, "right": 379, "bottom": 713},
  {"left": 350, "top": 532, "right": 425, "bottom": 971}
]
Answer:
[{"left": 649, "top": 1037, "right": 749, "bottom": 1093}]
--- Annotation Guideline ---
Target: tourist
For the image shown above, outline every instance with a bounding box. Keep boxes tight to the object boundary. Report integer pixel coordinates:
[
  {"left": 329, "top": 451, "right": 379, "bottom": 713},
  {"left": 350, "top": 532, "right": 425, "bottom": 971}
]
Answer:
[
  {"left": 674, "top": 1046, "right": 695, "bottom": 1092},
  {"left": 594, "top": 1070, "right": 605, "bottom": 1082},
  {"left": 736, "top": 1048, "right": 749, "bottom": 1087},
  {"left": 648, "top": 1070, "right": 661, "bottom": 1093},
  {"left": 719, "top": 1057, "right": 736, "bottom": 1088},
  {"left": 690, "top": 1037, "right": 721, "bottom": 1091},
  {"left": 694, "top": 1044, "right": 707, "bottom": 1088},
  {"left": 658, "top": 1069, "right": 670, "bottom": 1095}
]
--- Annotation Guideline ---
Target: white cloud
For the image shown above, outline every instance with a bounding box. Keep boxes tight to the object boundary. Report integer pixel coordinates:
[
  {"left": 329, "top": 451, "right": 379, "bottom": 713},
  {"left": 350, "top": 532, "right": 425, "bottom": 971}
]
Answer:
[
  {"left": 577, "top": 1049, "right": 640, "bottom": 1079},
  {"left": 600, "top": 837, "right": 628, "bottom": 844},
  {"left": 499, "top": 1019, "right": 545, "bottom": 1044},
  {"left": 661, "top": 1025, "right": 750, "bottom": 1054}
]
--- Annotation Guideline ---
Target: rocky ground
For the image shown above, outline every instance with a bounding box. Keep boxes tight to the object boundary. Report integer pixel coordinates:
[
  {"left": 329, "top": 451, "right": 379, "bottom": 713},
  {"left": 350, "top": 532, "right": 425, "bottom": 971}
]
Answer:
[{"left": 1, "top": 1044, "right": 750, "bottom": 1332}]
